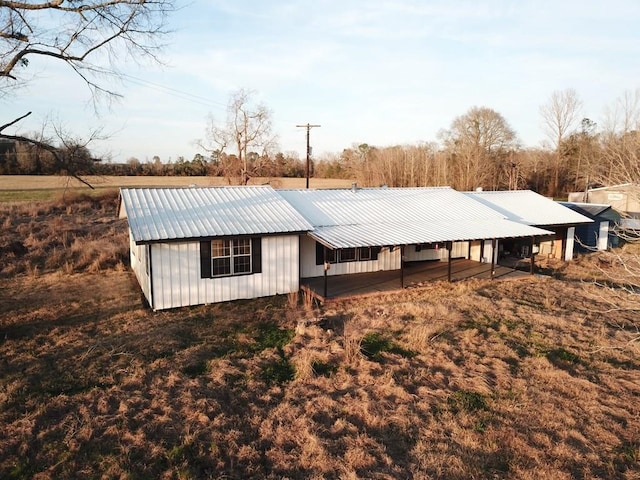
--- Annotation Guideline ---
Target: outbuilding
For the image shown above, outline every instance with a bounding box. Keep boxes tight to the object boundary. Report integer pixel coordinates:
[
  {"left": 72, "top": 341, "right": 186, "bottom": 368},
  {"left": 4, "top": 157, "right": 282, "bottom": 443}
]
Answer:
[{"left": 559, "top": 202, "right": 621, "bottom": 252}]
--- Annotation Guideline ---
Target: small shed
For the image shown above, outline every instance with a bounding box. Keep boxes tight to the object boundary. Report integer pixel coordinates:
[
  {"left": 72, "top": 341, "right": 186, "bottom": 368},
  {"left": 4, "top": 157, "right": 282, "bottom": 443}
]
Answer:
[
  {"left": 118, "top": 186, "right": 312, "bottom": 310},
  {"left": 466, "top": 190, "right": 592, "bottom": 261},
  {"left": 559, "top": 202, "right": 621, "bottom": 252}
]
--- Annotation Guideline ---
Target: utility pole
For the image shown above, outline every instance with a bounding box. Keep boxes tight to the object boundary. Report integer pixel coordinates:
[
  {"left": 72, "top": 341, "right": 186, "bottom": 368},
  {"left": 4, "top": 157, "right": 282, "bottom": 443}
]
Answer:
[{"left": 296, "top": 123, "right": 321, "bottom": 189}]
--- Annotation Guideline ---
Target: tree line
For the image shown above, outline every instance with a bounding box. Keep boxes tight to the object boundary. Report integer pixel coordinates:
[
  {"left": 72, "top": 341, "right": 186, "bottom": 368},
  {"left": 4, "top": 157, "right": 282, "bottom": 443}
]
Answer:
[{"left": 3, "top": 88, "right": 639, "bottom": 198}]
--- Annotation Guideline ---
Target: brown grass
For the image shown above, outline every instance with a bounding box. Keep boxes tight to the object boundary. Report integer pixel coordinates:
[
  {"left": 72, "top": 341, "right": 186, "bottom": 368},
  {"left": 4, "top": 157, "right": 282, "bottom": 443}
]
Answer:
[
  {"left": 0, "top": 175, "right": 354, "bottom": 191},
  {"left": 0, "top": 196, "right": 639, "bottom": 479}
]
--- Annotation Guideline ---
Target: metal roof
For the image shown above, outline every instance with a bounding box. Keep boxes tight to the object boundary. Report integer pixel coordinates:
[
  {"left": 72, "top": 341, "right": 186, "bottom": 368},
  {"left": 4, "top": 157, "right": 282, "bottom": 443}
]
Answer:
[
  {"left": 466, "top": 190, "right": 593, "bottom": 226},
  {"left": 119, "top": 186, "right": 313, "bottom": 244},
  {"left": 559, "top": 202, "right": 613, "bottom": 217},
  {"left": 278, "top": 187, "right": 553, "bottom": 249}
]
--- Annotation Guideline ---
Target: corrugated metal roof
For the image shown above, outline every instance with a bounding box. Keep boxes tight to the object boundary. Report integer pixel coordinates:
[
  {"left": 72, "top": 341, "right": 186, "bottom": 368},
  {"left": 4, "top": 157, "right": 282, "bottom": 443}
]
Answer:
[
  {"left": 278, "top": 187, "right": 506, "bottom": 227},
  {"left": 466, "top": 190, "right": 593, "bottom": 226},
  {"left": 120, "top": 186, "right": 313, "bottom": 243},
  {"left": 309, "top": 220, "right": 553, "bottom": 249},
  {"left": 559, "top": 202, "right": 612, "bottom": 217},
  {"left": 278, "top": 187, "right": 553, "bottom": 248}
]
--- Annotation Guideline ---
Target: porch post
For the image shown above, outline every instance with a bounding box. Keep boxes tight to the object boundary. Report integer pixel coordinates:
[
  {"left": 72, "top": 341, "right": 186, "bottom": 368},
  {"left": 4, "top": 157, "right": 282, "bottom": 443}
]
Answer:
[
  {"left": 490, "top": 238, "right": 496, "bottom": 280},
  {"left": 323, "top": 247, "right": 328, "bottom": 298},
  {"left": 480, "top": 240, "right": 485, "bottom": 263},
  {"left": 447, "top": 241, "right": 452, "bottom": 282},
  {"left": 400, "top": 246, "right": 404, "bottom": 288},
  {"left": 530, "top": 235, "right": 536, "bottom": 275}
]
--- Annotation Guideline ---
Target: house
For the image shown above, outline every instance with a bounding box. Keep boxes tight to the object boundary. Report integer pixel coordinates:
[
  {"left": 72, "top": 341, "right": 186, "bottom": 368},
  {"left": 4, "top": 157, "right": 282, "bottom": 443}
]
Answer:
[
  {"left": 119, "top": 185, "right": 588, "bottom": 310},
  {"left": 465, "top": 190, "right": 592, "bottom": 261},
  {"left": 559, "top": 202, "right": 621, "bottom": 252},
  {"left": 118, "top": 186, "right": 313, "bottom": 310}
]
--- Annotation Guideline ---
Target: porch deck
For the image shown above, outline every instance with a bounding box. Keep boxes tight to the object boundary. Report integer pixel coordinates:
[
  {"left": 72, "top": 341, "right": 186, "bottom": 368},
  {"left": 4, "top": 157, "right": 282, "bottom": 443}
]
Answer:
[{"left": 300, "top": 258, "right": 531, "bottom": 302}]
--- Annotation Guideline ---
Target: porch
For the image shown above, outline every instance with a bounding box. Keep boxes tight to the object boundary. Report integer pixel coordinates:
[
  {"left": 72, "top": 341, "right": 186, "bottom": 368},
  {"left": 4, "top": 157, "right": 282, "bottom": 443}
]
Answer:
[{"left": 300, "top": 258, "right": 531, "bottom": 302}]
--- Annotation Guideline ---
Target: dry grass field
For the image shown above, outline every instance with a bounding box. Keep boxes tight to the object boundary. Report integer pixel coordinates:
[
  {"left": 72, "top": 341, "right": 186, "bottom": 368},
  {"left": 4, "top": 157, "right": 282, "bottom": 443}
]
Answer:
[
  {"left": 1, "top": 193, "right": 640, "bottom": 479},
  {"left": 0, "top": 175, "right": 355, "bottom": 202}
]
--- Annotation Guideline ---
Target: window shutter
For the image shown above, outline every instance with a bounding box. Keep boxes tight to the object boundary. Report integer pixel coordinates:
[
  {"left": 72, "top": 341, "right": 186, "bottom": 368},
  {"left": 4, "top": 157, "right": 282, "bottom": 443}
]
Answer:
[
  {"left": 316, "top": 241, "right": 323, "bottom": 265},
  {"left": 372, "top": 246, "right": 382, "bottom": 260},
  {"left": 200, "top": 240, "right": 211, "bottom": 278},
  {"left": 252, "top": 237, "right": 262, "bottom": 273}
]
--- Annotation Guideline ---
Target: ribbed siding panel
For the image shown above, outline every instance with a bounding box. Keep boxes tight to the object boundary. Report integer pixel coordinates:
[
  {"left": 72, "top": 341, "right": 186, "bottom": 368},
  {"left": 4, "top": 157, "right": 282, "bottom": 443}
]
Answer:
[{"left": 150, "top": 236, "right": 300, "bottom": 310}]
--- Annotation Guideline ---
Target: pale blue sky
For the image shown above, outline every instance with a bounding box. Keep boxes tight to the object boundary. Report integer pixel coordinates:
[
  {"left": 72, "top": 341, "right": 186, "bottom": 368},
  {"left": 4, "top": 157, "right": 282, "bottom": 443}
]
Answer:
[{"left": 3, "top": 0, "right": 639, "bottom": 163}]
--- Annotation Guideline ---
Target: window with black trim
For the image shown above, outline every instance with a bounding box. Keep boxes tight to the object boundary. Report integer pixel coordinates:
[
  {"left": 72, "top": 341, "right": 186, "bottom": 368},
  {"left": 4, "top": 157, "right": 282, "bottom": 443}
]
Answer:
[
  {"left": 315, "top": 242, "right": 381, "bottom": 265},
  {"left": 200, "top": 238, "right": 262, "bottom": 278}
]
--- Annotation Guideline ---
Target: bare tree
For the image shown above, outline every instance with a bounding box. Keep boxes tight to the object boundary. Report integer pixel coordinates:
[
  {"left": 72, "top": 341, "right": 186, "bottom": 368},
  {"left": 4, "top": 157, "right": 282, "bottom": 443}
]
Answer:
[
  {"left": 200, "top": 89, "right": 276, "bottom": 185},
  {"left": 439, "top": 106, "right": 518, "bottom": 190},
  {"left": 540, "top": 89, "right": 583, "bottom": 196},
  {"left": 1, "top": 0, "right": 174, "bottom": 99},
  {"left": 1, "top": 0, "right": 176, "bottom": 184}
]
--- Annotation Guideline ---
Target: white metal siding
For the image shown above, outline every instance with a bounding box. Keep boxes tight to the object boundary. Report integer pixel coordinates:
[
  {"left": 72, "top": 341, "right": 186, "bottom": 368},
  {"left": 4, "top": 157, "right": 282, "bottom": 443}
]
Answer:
[
  {"left": 564, "top": 227, "right": 575, "bottom": 260},
  {"left": 149, "top": 235, "right": 300, "bottom": 310},
  {"left": 598, "top": 221, "right": 609, "bottom": 251},
  {"left": 299, "top": 235, "right": 400, "bottom": 278},
  {"left": 404, "top": 242, "right": 469, "bottom": 261},
  {"left": 451, "top": 241, "right": 469, "bottom": 259},
  {"left": 404, "top": 245, "right": 444, "bottom": 262},
  {"left": 129, "top": 229, "right": 151, "bottom": 305},
  {"left": 469, "top": 240, "right": 482, "bottom": 262}
]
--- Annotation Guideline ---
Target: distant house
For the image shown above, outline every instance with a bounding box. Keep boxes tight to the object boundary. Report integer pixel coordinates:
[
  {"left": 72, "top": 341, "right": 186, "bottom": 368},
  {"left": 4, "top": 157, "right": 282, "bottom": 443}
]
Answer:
[
  {"left": 568, "top": 183, "right": 640, "bottom": 236},
  {"left": 559, "top": 202, "right": 621, "bottom": 252},
  {"left": 466, "top": 190, "right": 592, "bottom": 261},
  {"left": 118, "top": 186, "right": 312, "bottom": 310},
  {"left": 119, "top": 186, "right": 590, "bottom": 310}
]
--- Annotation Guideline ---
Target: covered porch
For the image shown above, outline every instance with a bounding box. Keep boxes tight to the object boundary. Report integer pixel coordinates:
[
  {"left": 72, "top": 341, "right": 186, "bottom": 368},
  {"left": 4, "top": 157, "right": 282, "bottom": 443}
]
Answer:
[{"left": 300, "top": 258, "right": 531, "bottom": 302}]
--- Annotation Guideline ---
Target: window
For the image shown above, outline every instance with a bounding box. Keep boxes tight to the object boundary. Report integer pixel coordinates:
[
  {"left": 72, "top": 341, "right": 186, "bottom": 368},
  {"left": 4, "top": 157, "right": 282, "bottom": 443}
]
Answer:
[
  {"left": 200, "top": 238, "right": 262, "bottom": 278},
  {"left": 339, "top": 248, "right": 357, "bottom": 262},
  {"left": 315, "top": 242, "right": 381, "bottom": 265},
  {"left": 358, "top": 246, "right": 372, "bottom": 261}
]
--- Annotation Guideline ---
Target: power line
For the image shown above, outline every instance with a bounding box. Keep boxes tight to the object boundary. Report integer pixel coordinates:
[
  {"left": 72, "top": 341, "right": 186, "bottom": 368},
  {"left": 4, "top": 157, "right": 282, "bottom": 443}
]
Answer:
[
  {"left": 296, "top": 123, "right": 321, "bottom": 189},
  {"left": 120, "top": 73, "right": 228, "bottom": 110}
]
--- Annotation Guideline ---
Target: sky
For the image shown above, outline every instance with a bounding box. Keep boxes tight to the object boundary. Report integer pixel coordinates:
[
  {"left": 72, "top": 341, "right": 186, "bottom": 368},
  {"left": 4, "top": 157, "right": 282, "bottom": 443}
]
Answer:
[{"left": 3, "top": 0, "right": 640, "bottom": 163}]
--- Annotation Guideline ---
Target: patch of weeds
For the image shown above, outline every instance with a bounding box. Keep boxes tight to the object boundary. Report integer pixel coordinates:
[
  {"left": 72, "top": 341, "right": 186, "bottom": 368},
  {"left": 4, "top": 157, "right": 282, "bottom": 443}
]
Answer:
[
  {"left": 252, "top": 322, "right": 295, "bottom": 352},
  {"left": 182, "top": 361, "right": 208, "bottom": 377},
  {"left": 503, "top": 356, "right": 521, "bottom": 375},
  {"left": 447, "top": 390, "right": 488, "bottom": 413},
  {"left": 360, "top": 332, "right": 417, "bottom": 362},
  {"left": 466, "top": 315, "right": 501, "bottom": 336},
  {"left": 503, "top": 339, "right": 531, "bottom": 359},
  {"left": 546, "top": 347, "right": 581, "bottom": 370},
  {"left": 223, "top": 372, "right": 247, "bottom": 388},
  {"left": 602, "top": 356, "right": 637, "bottom": 370},
  {"left": 4, "top": 461, "right": 34, "bottom": 480},
  {"left": 474, "top": 419, "right": 487, "bottom": 433},
  {"left": 260, "top": 356, "right": 295, "bottom": 386},
  {"left": 612, "top": 441, "right": 640, "bottom": 473},
  {"left": 311, "top": 360, "right": 338, "bottom": 378}
]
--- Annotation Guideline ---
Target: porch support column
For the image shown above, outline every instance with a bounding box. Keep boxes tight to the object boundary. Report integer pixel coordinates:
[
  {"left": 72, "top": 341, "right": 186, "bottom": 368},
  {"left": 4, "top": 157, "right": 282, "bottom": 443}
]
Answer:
[
  {"left": 447, "top": 241, "right": 452, "bottom": 282},
  {"left": 530, "top": 236, "right": 536, "bottom": 275},
  {"left": 480, "top": 239, "right": 485, "bottom": 263},
  {"left": 490, "top": 238, "right": 496, "bottom": 280},
  {"left": 323, "top": 247, "right": 328, "bottom": 298},
  {"left": 400, "top": 246, "right": 405, "bottom": 288}
]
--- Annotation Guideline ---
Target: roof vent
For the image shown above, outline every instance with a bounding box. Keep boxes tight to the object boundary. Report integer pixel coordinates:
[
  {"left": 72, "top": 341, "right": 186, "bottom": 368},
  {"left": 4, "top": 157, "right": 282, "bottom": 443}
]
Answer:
[
  {"left": 351, "top": 182, "right": 358, "bottom": 193},
  {"left": 475, "top": 187, "right": 483, "bottom": 192}
]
